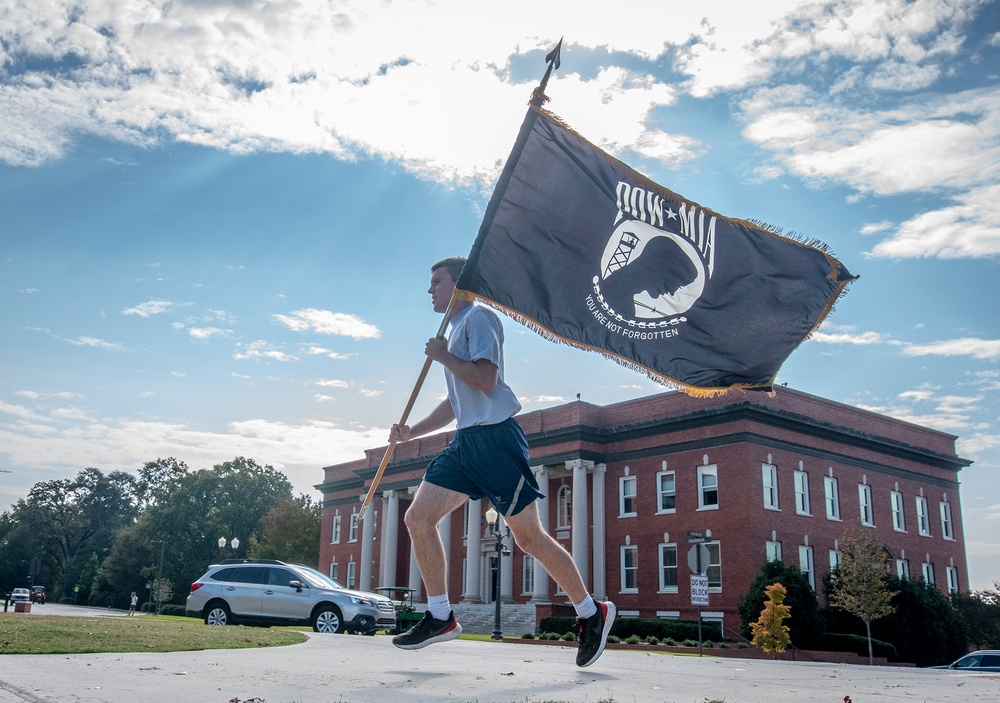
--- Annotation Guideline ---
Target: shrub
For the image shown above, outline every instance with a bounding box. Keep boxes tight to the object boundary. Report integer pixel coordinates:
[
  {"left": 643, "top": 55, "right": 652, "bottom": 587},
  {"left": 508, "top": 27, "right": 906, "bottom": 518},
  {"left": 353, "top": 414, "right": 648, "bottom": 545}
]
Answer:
[
  {"left": 682, "top": 639, "right": 698, "bottom": 647},
  {"left": 704, "top": 640, "right": 715, "bottom": 648},
  {"left": 626, "top": 635, "right": 641, "bottom": 645},
  {"left": 719, "top": 642, "right": 730, "bottom": 649},
  {"left": 541, "top": 632, "right": 561, "bottom": 641},
  {"left": 607, "top": 635, "right": 620, "bottom": 644},
  {"left": 737, "top": 642, "right": 749, "bottom": 649},
  {"left": 645, "top": 635, "right": 659, "bottom": 645},
  {"left": 560, "top": 631, "right": 577, "bottom": 642},
  {"left": 818, "top": 633, "right": 897, "bottom": 661},
  {"left": 539, "top": 616, "right": 720, "bottom": 642},
  {"left": 158, "top": 604, "right": 188, "bottom": 617},
  {"left": 662, "top": 637, "right": 676, "bottom": 646},
  {"left": 521, "top": 632, "right": 536, "bottom": 640}
]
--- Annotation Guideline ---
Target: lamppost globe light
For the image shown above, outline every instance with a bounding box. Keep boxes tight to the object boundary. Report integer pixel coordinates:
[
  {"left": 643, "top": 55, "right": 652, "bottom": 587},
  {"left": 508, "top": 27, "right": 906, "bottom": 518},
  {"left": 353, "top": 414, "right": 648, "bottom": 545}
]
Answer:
[
  {"left": 484, "top": 506, "right": 498, "bottom": 527},
  {"left": 231, "top": 537, "right": 240, "bottom": 551},
  {"left": 218, "top": 537, "right": 226, "bottom": 549}
]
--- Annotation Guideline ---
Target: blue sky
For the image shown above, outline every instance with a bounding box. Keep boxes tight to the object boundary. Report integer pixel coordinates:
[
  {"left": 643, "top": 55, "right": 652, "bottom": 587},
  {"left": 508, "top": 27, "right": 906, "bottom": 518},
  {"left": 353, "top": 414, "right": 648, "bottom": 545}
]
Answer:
[{"left": 2, "top": 1, "right": 999, "bottom": 589}]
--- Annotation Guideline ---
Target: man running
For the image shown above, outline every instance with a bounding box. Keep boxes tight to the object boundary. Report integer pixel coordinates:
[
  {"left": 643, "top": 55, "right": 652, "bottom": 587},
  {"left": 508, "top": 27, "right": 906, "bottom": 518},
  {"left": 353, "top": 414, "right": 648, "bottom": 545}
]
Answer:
[{"left": 389, "top": 256, "right": 616, "bottom": 667}]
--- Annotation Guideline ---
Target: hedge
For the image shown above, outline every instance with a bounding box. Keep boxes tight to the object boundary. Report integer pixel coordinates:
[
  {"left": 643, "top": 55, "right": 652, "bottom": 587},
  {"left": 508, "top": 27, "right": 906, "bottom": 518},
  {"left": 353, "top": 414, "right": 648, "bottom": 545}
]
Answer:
[
  {"left": 818, "top": 632, "right": 897, "bottom": 662},
  {"left": 538, "top": 616, "right": 721, "bottom": 642},
  {"left": 158, "top": 604, "right": 189, "bottom": 617}
]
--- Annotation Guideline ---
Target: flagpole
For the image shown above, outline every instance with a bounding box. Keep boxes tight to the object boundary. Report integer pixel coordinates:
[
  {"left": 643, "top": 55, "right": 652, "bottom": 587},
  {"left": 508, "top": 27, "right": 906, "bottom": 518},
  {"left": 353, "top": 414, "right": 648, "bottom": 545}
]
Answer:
[
  {"left": 360, "top": 39, "right": 563, "bottom": 519},
  {"left": 358, "top": 292, "right": 458, "bottom": 520}
]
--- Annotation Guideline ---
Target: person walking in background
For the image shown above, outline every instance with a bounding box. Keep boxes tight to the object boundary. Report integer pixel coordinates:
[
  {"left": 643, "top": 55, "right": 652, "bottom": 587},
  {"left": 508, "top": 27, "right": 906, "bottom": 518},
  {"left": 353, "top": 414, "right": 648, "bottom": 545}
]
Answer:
[
  {"left": 128, "top": 591, "right": 138, "bottom": 616},
  {"left": 388, "top": 257, "right": 616, "bottom": 668}
]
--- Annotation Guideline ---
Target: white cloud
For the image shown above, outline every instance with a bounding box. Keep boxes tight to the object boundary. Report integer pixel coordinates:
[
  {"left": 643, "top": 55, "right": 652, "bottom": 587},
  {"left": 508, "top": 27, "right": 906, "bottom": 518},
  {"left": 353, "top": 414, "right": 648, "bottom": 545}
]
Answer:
[
  {"left": 122, "top": 300, "right": 174, "bottom": 317},
  {"left": 64, "top": 336, "right": 128, "bottom": 352},
  {"left": 902, "top": 338, "right": 1000, "bottom": 360},
  {"left": 315, "top": 379, "right": 351, "bottom": 389},
  {"left": 233, "top": 340, "right": 297, "bottom": 362},
  {"left": 189, "top": 326, "right": 231, "bottom": 340},
  {"left": 809, "top": 330, "right": 882, "bottom": 345},
  {"left": 303, "top": 345, "right": 353, "bottom": 360},
  {"left": 274, "top": 309, "right": 381, "bottom": 340}
]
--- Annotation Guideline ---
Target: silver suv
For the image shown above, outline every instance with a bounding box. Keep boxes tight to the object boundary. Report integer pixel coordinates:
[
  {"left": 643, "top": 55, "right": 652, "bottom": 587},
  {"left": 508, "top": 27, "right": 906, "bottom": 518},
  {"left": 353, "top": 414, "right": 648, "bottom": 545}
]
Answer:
[{"left": 185, "top": 559, "right": 395, "bottom": 634}]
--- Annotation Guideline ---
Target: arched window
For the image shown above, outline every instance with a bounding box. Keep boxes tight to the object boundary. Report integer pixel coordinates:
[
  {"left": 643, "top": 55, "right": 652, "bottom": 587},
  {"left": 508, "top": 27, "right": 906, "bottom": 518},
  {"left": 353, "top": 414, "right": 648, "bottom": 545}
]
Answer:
[{"left": 557, "top": 485, "right": 572, "bottom": 528}]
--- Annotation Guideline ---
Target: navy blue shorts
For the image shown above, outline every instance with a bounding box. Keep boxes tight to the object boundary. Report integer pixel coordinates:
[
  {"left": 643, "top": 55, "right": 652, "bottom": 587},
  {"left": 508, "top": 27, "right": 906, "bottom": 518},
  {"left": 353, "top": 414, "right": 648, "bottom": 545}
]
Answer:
[{"left": 424, "top": 417, "right": 543, "bottom": 517}]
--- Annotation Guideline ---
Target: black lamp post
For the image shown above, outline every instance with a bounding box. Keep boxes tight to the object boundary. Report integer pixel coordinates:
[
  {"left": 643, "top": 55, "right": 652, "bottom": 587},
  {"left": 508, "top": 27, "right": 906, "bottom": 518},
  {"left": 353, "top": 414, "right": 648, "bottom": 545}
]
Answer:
[{"left": 484, "top": 506, "right": 511, "bottom": 641}]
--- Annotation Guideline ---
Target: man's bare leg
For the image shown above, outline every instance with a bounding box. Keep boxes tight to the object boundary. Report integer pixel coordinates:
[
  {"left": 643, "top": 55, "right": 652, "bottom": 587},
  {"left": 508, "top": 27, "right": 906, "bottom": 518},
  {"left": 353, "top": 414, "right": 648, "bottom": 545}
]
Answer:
[
  {"left": 504, "top": 502, "right": 589, "bottom": 603},
  {"left": 505, "top": 502, "right": 617, "bottom": 667},
  {"left": 404, "top": 481, "right": 468, "bottom": 596}
]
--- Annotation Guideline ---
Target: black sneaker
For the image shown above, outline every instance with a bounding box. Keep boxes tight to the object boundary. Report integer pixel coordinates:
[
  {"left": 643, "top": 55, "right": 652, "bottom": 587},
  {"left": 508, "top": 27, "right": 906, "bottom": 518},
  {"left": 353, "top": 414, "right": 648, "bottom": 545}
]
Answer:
[
  {"left": 392, "top": 610, "right": 463, "bottom": 650},
  {"left": 575, "top": 600, "right": 616, "bottom": 667}
]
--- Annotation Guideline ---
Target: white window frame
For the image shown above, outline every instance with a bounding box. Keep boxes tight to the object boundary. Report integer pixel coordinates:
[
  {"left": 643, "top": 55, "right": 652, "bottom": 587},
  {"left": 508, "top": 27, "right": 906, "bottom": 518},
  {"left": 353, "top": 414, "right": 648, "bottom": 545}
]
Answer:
[
  {"left": 698, "top": 464, "right": 719, "bottom": 510},
  {"left": 858, "top": 484, "right": 874, "bottom": 526},
  {"left": 656, "top": 470, "right": 676, "bottom": 513},
  {"left": 766, "top": 540, "right": 782, "bottom": 562},
  {"left": 946, "top": 566, "right": 959, "bottom": 594},
  {"left": 794, "top": 470, "right": 811, "bottom": 515},
  {"left": 916, "top": 496, "right": 931, "bottom": 536},
  {"left": 331, "top": 514, "right": 341, "bottom": 544},
  {"left": 556, "top": 485, "right": 572, "bottom": 529},
  {"left": 705, "top": 540, "right": 722, "bottom": 591},
  {"left": 940, "top": 501, "right": 954, "bottom": 540},
  {"left": 522, "top": 555, "right": 535, "bottom": 595},
  {"left": 658, "top": 542, "right": 679, "bottom": 593},
  {"left": 762, "top": 464, "right": 779, "bottom": 510},
  {"left": 799, "top": 545, "right": 815, "bottom": 590},
  {"left": 620, "top": 544, "right": 639, "bottom": 593},
  {"left": 329, "top": 560, "right": 339, "bottom": 582},
  {"left": 896, "top": 558, "right": 910, "bottom": 579},
  {"left": 891, "top": 491, "right": 906, "bottom": 532},
  {"left": 348, "top": 512, "right": 359, "bottom": 542},
  {"left": 346, "top": 561, "right": 357, "bottom": 589},
  {"left": 619, "top": 475, "right": 637, "bottom": 517},
  {"left": 824, "top": 476, "right": 841, "bottom": 521},
  {"left": 922, "top": 561, "right": 935, "bottom": 586},
  {"left": 829, "top": 549, "right": 842, "bottom": 572}
]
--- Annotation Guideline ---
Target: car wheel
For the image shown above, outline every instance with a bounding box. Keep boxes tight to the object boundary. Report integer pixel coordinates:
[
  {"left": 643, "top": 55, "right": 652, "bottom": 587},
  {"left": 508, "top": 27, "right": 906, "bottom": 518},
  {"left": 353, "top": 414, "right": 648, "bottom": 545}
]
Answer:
[
  {"left": 312, "top": 605, "right": 343, "bottom": 634},
  {"left": 204, "top": 602, "right": 231, "bottom": 626}
]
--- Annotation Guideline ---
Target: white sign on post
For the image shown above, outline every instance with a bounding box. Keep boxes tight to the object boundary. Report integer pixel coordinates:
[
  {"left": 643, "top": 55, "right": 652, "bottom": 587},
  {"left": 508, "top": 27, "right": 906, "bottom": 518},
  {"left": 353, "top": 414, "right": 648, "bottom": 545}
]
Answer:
[{"left": 690, "top": 574, "right": 709, "bottom": 606}]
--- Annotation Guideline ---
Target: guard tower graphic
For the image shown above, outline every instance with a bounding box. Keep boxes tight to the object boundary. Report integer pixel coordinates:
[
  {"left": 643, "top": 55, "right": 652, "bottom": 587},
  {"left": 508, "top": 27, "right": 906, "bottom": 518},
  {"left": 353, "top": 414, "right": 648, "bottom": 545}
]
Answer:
[{"left": 604, "top": 230, "right": 639, "bottom": 278}]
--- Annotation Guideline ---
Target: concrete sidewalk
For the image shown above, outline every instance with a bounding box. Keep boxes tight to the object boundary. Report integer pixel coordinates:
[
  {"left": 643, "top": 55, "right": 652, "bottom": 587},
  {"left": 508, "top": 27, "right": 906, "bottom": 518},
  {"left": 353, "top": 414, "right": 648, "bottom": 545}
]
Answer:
[{"left": 1, "top": 634, "right": 998, "bottom": 703}]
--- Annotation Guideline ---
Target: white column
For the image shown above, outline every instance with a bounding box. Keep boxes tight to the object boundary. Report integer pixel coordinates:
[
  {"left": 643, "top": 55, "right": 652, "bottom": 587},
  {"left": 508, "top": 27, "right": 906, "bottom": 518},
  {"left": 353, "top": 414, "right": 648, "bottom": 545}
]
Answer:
[
  {"left": 359, "top": 505, "right": 376, "bottom": 592},
  {"left": 591, "top": 464, "right": 607, "bottom": 600},
  {"left": 438, "top": 509, "right": 452, "bottom": 579},
  {"left": 570, "top": 460, "right": 590, "bottom": 589},
  {"left": 407, "top": 542, "right": 423, "bottom": 601},
  {"left": 463, "top": 498, "right": 482, "bottom": 602},
  {"left": 379, "top": 490, "right": 399, "bottom": 588},
  {"left": 531, "top": 466, "right": 551, "bottom": 603}
]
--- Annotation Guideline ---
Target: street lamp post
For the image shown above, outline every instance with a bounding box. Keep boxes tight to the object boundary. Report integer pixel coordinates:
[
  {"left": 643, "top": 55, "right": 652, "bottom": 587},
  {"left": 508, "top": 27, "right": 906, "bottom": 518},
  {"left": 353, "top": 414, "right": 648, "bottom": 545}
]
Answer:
[
  {"left": 484, "top": 506, "right": 511, "bottom": 641},
  {"left": 217, "top": 536, "right": 240, "bottom": 559}
]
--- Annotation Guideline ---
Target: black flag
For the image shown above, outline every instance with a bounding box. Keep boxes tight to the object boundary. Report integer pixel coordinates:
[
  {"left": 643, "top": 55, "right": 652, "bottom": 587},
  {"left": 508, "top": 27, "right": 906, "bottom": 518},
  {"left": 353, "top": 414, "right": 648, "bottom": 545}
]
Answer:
[{"left": 456, "top": 106, "right": 856, "bottom": 396}]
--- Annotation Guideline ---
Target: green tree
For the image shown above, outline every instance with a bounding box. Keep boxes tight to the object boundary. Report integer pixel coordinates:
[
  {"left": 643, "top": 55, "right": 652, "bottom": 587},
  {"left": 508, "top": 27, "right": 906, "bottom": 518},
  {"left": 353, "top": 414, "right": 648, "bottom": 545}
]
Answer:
[
  {"left": 751, "top": 582, "right": 792, "bottom": 656},
  {"left": 952, "top": 583, "right": 1000, "bottom": 650},
  {"left": 828, "top": 529, "right": 896, "bottom": 664},
  {"left": 738, "top": 559, "right": 825, "bottom": 649},
  {"left": 249, "top": 494, "right": 322, "bottom": 567}
]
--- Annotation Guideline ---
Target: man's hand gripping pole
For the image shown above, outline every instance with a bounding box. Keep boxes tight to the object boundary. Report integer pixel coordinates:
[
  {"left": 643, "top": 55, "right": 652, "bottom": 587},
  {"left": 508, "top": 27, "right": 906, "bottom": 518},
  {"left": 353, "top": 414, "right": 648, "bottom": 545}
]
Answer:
[{"left": 358, "top": 293, "right": 458, "bottom": 521}]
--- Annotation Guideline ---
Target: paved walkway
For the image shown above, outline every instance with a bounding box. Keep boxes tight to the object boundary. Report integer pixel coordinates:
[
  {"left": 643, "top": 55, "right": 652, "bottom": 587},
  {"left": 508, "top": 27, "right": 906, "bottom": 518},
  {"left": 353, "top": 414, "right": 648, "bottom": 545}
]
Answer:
[{"left": 2, "top": 632, "right": 998, "bottom": 703}]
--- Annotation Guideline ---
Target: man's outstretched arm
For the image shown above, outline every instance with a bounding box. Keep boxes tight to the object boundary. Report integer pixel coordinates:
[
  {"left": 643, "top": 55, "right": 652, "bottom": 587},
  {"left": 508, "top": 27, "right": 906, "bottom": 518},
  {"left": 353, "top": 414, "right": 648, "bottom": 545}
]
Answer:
[{"left": 389, "top": 399, "right": 456, "bottom": 443}]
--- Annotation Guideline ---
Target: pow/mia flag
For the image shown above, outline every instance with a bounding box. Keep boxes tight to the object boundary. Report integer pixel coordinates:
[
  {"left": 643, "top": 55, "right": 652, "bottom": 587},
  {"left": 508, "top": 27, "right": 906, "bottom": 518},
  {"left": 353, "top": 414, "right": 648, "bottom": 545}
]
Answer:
[{"left": 456, "top": 106, "right": 856, "bottom": 395}]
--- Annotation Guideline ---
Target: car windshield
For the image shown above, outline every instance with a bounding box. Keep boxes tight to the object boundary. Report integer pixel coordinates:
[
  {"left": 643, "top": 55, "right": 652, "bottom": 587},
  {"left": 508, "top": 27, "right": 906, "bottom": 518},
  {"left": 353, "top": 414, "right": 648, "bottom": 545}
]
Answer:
[{"left": 295, "top": 566, "right": 346, "bottom": 590}]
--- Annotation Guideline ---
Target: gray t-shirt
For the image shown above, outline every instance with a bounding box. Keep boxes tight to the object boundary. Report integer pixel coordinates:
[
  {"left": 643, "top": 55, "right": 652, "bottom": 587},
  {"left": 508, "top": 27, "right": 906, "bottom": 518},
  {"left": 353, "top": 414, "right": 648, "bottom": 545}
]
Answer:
[{"left": 445, "top": 305, "right": 522, "bottom": 429}]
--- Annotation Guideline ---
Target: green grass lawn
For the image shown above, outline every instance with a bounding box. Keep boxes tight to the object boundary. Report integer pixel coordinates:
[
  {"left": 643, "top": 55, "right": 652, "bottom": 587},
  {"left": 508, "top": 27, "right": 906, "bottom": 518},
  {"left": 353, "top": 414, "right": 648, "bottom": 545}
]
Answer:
[{"left": 0, "top": 613, "right": 307, "bottom": 655}]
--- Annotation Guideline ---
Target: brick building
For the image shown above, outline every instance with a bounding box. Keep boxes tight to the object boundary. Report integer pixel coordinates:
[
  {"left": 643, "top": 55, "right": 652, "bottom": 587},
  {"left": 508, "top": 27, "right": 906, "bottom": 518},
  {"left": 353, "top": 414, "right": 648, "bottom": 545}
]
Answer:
[{"left": 316, "top": 386, "right": 970, "bottom": 635}]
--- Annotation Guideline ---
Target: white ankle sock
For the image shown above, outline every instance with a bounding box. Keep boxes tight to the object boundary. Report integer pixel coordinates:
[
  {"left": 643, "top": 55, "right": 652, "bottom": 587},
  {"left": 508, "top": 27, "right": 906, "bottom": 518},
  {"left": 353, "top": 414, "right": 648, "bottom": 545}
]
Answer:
[
  {"left": 573, "top": 595, "right": 598, "bottom": 620},
  {"left": 427, "top": 593, "right": 452, "bottom": 621}
]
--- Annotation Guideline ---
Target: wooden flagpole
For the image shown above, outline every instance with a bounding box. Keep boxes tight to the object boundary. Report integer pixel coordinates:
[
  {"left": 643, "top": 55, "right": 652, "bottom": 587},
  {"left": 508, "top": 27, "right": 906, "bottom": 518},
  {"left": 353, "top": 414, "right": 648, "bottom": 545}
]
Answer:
[{"left": 358, "top": 293, "right": 458, "bottom": 520}]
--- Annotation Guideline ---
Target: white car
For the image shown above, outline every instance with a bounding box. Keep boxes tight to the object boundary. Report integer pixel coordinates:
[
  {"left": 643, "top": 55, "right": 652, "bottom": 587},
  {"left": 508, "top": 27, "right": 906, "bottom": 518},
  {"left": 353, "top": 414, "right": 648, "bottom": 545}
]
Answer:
[
  {"left": 185, "top": 559, "right": 396, "bottom": 634},
  {"left": 10, "top": 588, "right": 31, "bottom": 603}
]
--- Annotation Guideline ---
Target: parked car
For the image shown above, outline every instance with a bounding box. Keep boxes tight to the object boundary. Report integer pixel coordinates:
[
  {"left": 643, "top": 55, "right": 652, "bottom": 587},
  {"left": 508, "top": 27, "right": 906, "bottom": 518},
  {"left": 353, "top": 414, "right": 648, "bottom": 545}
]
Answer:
[
  {"left": 10, "top": 588, "right": 30, "bottom": 603},
  {"left": 930, "top": 650, "right": 1000, "bottom": 672},
  {"left": 30, "top": 586, "right": 46, "bottom": 604},
  {"left": 185, "top": 559, "right": 396, "bottom": 635}
]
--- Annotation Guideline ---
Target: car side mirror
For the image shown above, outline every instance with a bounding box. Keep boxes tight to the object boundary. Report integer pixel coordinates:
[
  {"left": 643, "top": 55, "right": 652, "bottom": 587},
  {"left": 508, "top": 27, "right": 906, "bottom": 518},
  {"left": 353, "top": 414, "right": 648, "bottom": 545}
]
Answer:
[{"left": 288, "top": 580, "right": 304, "bottom": 592}]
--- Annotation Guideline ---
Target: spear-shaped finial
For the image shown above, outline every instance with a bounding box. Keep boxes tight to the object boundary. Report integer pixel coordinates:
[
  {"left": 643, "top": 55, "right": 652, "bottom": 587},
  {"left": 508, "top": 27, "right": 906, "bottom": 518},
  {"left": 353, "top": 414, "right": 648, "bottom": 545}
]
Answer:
[{"left": 531, "top": 37, "right": 563, "bottom": 106}]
